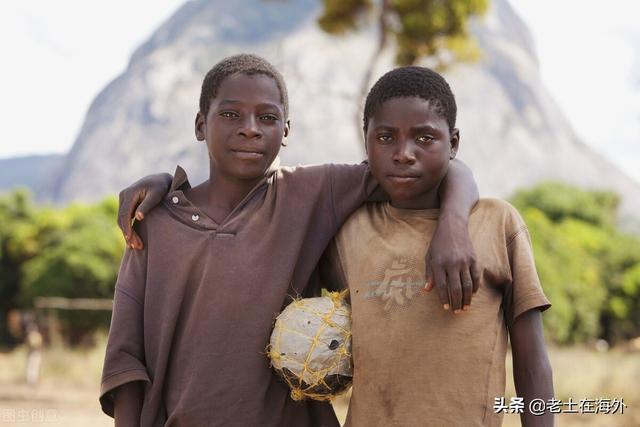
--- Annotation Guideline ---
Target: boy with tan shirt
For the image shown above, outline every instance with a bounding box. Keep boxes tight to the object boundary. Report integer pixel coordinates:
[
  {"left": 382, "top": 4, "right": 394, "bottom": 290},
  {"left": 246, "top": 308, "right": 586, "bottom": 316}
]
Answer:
[{"left": 322, "top": 67, "right": 554, "bottom": 426}]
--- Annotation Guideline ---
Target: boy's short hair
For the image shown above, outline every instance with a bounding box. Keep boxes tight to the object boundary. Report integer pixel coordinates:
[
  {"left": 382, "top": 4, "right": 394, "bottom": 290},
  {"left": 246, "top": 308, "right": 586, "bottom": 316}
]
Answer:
[
  {"left": 199, "top": 54, "right": 289, "bottom": 118},
  {"left": 363, "top": 66, "right": 457, "bottom": 132}
]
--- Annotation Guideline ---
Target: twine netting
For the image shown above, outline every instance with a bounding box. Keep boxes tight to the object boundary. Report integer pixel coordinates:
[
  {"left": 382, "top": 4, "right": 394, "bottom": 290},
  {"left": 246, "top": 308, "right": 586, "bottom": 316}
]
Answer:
[{"left": 268, "top": 291, "right": 353, "bottom": 401}]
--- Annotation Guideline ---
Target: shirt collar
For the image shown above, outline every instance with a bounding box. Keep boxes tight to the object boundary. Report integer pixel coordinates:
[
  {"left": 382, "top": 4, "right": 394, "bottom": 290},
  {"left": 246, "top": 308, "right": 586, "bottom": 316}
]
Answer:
[
  {"left": 168, "top": 165, "right": 191, "bottom": 193},
  {"left": 168, "top": 157, "right": 281, "bottom": 193}
]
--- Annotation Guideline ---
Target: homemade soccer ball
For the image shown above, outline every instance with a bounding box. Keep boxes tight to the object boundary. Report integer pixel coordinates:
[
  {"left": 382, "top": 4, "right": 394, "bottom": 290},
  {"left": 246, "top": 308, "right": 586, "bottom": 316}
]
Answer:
[{"left": 268, "top": 291, "right": 353, "bottom": 401}]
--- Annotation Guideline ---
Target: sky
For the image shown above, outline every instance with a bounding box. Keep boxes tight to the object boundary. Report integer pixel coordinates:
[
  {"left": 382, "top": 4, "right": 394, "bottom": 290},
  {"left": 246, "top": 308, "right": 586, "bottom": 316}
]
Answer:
[
  {"left": 1, "top": 0, "right": 639, "bottom": 182},
  {"left": 510, "top": 0, "right": 640, "bottom": 183}
]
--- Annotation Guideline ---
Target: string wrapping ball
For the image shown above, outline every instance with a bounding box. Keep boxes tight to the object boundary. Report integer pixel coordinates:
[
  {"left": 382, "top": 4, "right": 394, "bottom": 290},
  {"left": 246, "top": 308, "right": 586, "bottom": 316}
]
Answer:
[{"left": 268, "top": 291, "right": 353, "bottom": 401}]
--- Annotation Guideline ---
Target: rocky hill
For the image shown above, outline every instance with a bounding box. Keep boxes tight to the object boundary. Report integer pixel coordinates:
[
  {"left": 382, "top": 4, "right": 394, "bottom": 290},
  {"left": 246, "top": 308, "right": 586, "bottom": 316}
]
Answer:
[
  {"left": 0, "top": 154, "right": 64, "bottom": 195},
  {"left": 17, "top": 0, "right": 640, "bottom": 224}
]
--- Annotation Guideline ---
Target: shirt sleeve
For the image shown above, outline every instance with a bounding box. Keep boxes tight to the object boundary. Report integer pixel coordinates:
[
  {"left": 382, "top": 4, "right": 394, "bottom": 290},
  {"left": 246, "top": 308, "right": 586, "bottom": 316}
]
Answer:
[
  {"left": 319, "top": 239, "right": 349, "bottom": 293},
  {"left": 503, "top": 225, "right": 551, "bottom": 328},
  {"left": 302, "top": 239, "right": 348, "bottom": 298},
  {"left": 328, "top": 162, "right": 380, "bottom": 227},
  {"left": 99, "top": 238, "right": 150, "bottom": 417}
]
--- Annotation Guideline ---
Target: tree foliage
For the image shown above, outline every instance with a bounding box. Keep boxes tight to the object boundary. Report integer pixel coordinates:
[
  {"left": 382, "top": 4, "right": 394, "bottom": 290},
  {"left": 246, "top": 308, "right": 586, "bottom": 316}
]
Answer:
[
  {"left": 318, "top": 0, "right": 489, "bottom": 67},
  {"left": 19, "top": 199, "right": 122, "bottom": 302},
  {"left": 0, "top": 190, "right": 38, "bottom": 344},
  {"left": 318, "top": 0, "right": 371, "bottom": 34},
  {"left": 0, "top": 191, "right": 123, "bottom": 346},
  {"left": 511, "top": 182, "right": 640, "bottom": 344}
]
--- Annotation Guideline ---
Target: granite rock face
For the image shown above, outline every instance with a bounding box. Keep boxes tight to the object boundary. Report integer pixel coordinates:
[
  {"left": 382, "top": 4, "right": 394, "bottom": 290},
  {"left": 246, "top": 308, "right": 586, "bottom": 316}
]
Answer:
[{"left": 38, "top": 0, "right": 640, "bottom": 223}]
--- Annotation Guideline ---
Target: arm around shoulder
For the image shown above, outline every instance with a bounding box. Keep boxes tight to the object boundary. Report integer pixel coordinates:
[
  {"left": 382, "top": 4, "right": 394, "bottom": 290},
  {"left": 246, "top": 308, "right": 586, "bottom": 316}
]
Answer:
[
  {"left": 424, "top": 159, "right": 480, "bottom": 312},
  {"left": 118, "top": 172, "right": 173, "bottom": 250},
  {"left": 438, "top": 159, "right": 478, "bottom": 218}
]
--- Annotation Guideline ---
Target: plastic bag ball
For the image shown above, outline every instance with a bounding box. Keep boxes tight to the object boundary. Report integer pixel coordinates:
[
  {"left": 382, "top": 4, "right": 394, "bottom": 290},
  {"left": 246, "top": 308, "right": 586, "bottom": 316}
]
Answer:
[{"left": 268, "top": 291, "right": 353, "bottom": 401}]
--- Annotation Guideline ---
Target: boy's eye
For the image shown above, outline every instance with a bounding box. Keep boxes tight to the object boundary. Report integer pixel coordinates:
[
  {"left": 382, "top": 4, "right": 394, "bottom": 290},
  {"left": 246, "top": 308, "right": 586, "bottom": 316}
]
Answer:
[
  {"left": 260, "top": 114, "right": 279, "bottom": 121},
  {"left": 376, "top": 134, "right": 393, "bottom": 144},
  {"left": 417, "top": 135, "right": 434, "bottom": 144},
  {"left": 219, "top": 111, "right": 239, "bottom": 119}
]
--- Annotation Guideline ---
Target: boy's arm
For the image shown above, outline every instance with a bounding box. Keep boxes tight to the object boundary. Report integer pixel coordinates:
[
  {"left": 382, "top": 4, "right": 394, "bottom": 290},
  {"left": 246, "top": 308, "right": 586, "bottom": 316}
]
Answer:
[
  {"left": 116, "top": 160, "right": 479, "bottom": 311},
  {"left": 424, "top": 159, "right": 480, "bottom": 312},
  {"left": 509, "top": 309, "right": 554, "bottom": 427},
  {"left": 328, "top": 160, "right": 479, "bottom": 311},
  {"left": 114, "top": 381, "right": 144, "bottom": 427},
  {"left": 100, "top": 239, "right": 150, "bottom": 419},
  {"left": 318, "top": 239, "right": 348, "bottom": 293},
  {"left": 118, "top": 173, "right": 173, "bottom": 250}
]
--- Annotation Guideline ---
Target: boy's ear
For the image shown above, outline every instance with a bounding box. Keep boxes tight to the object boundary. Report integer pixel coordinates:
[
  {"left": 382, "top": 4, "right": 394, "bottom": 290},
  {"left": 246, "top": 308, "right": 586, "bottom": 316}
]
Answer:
[
  {"left": 284, "top": 120, "right": 290, "bottom": 138},
  {"left": 363, "top": 128, "right": 368, "bottom": 154},
  {"left": 195, "top": 112, "right": 206, "bottom": 141},
  {"left": 280, "top": 120, "right": 291, "bottom": 147},
  {"left": 449, "top": 128, "right": 460, "bottom": 159}
]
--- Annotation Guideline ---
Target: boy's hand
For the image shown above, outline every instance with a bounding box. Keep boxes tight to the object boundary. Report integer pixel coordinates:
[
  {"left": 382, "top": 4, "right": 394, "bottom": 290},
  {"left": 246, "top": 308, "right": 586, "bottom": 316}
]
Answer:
[
  {"left": 424, "top": 213, "right": 480, "bottom": 313},
  {"left": 117, "top": 173, "right": 172, "bottom": 250}
]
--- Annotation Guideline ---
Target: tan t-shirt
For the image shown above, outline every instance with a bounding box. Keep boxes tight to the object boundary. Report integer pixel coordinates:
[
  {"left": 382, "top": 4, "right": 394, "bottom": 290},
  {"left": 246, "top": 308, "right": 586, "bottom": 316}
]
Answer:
[{"left": 324, "top": 199, "right": 551, "bottom": 427}]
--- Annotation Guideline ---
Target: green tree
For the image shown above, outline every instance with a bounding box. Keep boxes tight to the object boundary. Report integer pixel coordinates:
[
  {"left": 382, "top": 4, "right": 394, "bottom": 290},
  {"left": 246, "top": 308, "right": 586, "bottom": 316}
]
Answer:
[
  {"left": 0, "top": 190, "right": 38, "bottom": 345},
  {"left": 511, "top": 182, "right": 640, "bottom": 344},
  {"left": 318, "top": 0, "right": 489, "bottom": 135},
  {"left": 19, "top": 198, "right": 123, "bottom": 344},
  {"left": 0, "top": 190, "right": 123, "bottom": 346},
  {"left": 20, "top": 198, "right": 122, "bottom": 301},
  {"left": 511, "top": 181, "right": 619, "bottom": 228}
]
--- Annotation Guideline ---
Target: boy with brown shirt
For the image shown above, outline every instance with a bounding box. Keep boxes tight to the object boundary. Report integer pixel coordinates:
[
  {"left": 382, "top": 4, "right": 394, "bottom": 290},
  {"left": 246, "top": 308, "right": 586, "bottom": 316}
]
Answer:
[
  {"left": 102, "top": 55, "right": 481, "bottom": 426},
  {"left": 322, "top": 67, "right": 554, "bottom": 426}
]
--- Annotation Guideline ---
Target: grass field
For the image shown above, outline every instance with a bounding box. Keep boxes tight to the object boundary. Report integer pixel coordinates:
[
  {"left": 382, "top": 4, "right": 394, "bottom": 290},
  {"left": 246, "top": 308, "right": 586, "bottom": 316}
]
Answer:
[{"left": 0, "top": 337, "right": 637, "bottom": 426}]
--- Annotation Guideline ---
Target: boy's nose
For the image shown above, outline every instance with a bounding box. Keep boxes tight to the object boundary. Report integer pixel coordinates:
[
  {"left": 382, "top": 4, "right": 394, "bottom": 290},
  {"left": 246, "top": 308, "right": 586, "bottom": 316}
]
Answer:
[
  {"left": 238, "top": 116, "right": 262, "bottom": 138},
  {"left": 393, "top": 141, "right": 416, "bottom": 164}
]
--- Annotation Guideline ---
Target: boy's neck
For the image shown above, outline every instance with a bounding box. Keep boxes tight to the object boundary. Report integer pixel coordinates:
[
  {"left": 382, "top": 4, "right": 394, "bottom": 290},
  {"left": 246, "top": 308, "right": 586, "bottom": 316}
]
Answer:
[
  {"left": 187, "top": 170, "right": 266, "bottom": 223},
  {"left": 389, "top": 187, "right": 440, "bottom": 210}
]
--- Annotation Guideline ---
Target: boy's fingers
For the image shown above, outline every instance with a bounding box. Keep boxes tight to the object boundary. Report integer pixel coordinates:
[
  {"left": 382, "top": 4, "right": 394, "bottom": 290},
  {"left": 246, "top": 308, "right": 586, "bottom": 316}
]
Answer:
[
  {"left": 447, "top": 267, "right": 463, "bottom": 313},
  {"left": 471, "top": 259, "right": 481, "bottom": 293},
  {"left": 117, "top": 191, "right": 136, "bottom": 241},
  {"left": 135, "top": 189, "right": 159, "bottom": 220},
  {"left": 424, "top": 263, "right": 434, "bottom": 292},
  {"left": 432, "top": 267, "right": 450, "bottom": 310},
  {"left": 461, "top": 268, "right": 473, "bottom": 310},
  {"left": 129, "top": 230, "right": 144, "bottom": 250}
]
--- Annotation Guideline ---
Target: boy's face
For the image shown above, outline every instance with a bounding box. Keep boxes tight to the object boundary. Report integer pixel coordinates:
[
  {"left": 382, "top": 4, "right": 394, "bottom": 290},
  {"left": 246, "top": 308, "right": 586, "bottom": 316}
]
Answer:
[
  {"left": 365, "top": 97, "right": 459, "bottom": 209},
  {"left": 195, "top": 73, "right": 289, "bottom": 181}
]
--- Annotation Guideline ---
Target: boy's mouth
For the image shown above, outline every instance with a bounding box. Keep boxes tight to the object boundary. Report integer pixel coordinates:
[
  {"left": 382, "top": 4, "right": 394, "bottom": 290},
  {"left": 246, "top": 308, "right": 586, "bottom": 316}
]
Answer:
[
  {"left": 231, "top": 149, "right": 264, "bottom": 159},
  {"left": 387, "top": 173, "right": 420, "bottom": 184}
]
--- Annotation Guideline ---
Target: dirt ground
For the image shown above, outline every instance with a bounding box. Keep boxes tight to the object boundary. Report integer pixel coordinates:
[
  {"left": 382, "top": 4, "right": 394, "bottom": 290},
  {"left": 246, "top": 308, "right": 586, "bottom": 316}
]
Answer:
[
  {"left": 0, "top": 341, "right": 637, "bottom": 426},
  {"left": 0, "top": 382, "right": 110, "bottom": 427}
]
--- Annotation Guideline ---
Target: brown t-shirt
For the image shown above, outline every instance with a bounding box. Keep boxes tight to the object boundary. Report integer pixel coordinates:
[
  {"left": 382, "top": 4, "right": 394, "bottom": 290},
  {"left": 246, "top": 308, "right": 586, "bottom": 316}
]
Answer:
[
  {"left": 100, "top": 162, "right": 376, "bottom": 427},
  {"left": 324, "top": 199, "right": 551, "bottom": 427}
]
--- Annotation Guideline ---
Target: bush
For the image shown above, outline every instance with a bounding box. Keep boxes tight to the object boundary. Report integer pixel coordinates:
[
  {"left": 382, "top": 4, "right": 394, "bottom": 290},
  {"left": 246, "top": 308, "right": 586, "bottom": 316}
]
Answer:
[
  {"left": 0, "top": 191, "right": 123, "bottom": 346},
  {"left": 511, "top": 182, "right": 640, "bottom": 344}
]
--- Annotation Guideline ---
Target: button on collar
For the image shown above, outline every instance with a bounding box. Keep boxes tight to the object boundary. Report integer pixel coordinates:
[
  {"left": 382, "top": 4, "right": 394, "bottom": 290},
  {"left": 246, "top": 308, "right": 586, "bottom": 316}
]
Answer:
[
  {"left": 192, "top": 214, "right": 199, "bottom": 221},
  {"left": 171, "top": 196, "right": 179, "bottom": 204}
]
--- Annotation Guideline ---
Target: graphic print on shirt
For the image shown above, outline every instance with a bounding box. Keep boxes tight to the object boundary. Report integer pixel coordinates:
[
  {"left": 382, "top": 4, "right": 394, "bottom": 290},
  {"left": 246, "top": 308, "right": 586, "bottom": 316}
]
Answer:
[{"left": 364, "top": 258, "right": 423, "bottom": 310}]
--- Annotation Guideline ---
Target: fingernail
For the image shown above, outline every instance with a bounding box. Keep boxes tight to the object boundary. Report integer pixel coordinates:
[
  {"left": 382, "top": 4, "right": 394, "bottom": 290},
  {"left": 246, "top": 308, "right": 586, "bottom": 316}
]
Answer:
[
  {"left": 135, "top": 211, "right": 144, "bottom": 221},
  {"left": 443, "top": 304, "right": 450, "bottom": 310}
]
